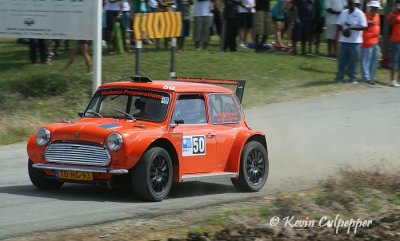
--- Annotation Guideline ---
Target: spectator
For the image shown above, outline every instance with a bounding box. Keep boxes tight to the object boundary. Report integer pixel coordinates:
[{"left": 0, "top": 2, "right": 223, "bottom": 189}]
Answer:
[
  {"left": 121, "top": 0, "right": 132, "bottom": 52},
  {"left": 147, "top": 0, "right": 160, "bottom": 48},
  {"left": 271, "top": 0, "right": 289, "bottom": 48},
  {"left": 176, "top": 0, "right": 193, "bottom": 52},
  {"left": 238, "top": 0, "right": 255, "bottom": 48},
  {"left": 291, "top": 0, "right": 314, "bottom": 55},
  {"left": 387, "top": 0, "right": 400, "bottom": 87},
  {"left": 132, "top": 0, "right": 150, "bottom": 13},
  {"left": 28, "top": 39, "right": 49, "bottom": 64},
  {"left": 157, "top": 0, "right": 175, "bottom": 11},
  {"left": 223, "top": 0, "right": 241, "bottom": 51},
  {"left": 253, "top": 0, "right": 272, "bottom": 52},
  {"left": 334, "top": 0, "right": 367, "bottom": 84},
  {"left": 193, "top": 0, "right": 212, "bottom": 50},
  {"left": 284, "top": 1, "right": 295, "bottom": 50},
  {"left": 105, "top": 0, "right": 131, "bottom": 53},
  {"left": 52, "top": 39, "right": 62, "bottom": 56},
  {"left": 361, "top": 0, "right": 381, "bottom": 84},
  {"left": 211, "top": 0, "right": 224, "bottom": 38},
  {"left": 324, "top": 0, "right": 347, "bottom": 57},
  {"left": 62, "top": 40, "right": 93, "bottom": 74},
  {"left": 157, "top": 0, "right": 176, "bottom": 49},
  {"left": 309, "top": 0, "right": 325, "bottom": 54},
  {"left": 148, "top": 0, "right": 158, "bottom": 11}
]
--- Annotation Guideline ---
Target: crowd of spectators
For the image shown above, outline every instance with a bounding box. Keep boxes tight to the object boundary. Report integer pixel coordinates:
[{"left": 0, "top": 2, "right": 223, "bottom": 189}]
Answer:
[{"left": 23, "top": 0, "right": 400, "bottom": 87}]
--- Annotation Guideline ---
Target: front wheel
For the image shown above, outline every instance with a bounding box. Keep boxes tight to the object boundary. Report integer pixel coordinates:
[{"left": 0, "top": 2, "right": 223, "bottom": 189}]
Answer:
[
  {"left": 231, "top": 141, "right": 269, "bottom": 192},
  {"left": 131, "top": 147, "right": 173, "bottom": 201},
  {"left": 28, "top": 159, "right": 64, "bottom": 190}
]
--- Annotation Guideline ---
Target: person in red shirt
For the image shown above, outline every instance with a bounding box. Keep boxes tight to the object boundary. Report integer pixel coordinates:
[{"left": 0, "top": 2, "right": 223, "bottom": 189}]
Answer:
[
  {"left": 387, "top": 0, "right": 400, "bottom": 87},
  {"left": 361, "top": 1, "right": 381, "bottom": 84}
]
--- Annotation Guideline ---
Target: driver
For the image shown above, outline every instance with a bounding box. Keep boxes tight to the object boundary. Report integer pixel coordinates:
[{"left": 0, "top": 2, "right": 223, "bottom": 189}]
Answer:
[{"left": 133, "top": 98, "right": 146, "bottom": 117}]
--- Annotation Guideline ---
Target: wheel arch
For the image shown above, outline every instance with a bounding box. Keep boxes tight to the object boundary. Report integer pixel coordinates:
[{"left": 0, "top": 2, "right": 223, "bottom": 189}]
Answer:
[
  {"left": 225, "top": 131, "right": 268, "bottom": 174},
  {"left": 146, "top": 138, "right": 180, "bottom": 182},
  {"left": 246, "top": 134, "right": 268, "bottom": 153}
]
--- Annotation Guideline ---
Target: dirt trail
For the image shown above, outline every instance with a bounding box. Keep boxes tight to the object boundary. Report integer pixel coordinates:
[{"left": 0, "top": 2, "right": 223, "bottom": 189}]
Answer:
[{"left": 246, "top": 87, "right": 400, "bottom": 186}]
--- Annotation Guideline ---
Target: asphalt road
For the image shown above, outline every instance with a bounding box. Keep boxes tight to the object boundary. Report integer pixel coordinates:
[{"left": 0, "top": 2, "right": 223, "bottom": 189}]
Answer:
[{"left": 1, "top": 87, "right": 399, "bottom": 239}]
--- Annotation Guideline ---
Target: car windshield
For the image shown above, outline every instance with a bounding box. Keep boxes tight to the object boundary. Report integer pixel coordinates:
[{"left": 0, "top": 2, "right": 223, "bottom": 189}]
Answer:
[{"left": 84, "top": 88, "right": 171, "bottom": 122}]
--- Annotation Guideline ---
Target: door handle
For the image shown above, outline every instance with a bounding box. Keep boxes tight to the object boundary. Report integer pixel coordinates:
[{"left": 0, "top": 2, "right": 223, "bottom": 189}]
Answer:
[{"left": 207, "top": 133, "right": 216, "bottom": 138}]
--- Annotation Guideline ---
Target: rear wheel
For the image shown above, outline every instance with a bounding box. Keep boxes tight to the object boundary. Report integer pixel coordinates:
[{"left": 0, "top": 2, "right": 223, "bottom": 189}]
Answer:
[
  {"left": 131, "top": 147, "right": 173, "bottom": 201},
  {"left": 28, "top": 159, "right": 64, "bottom": 190},
  {"left": 231, "top": 141, "right": 269, "bottom": 192}
]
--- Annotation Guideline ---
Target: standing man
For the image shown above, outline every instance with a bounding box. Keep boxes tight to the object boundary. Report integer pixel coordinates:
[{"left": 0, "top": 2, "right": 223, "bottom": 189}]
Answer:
[
  {"left": 324, "top": 0, "right": 347, "bottom": 57},
  {"left": 253, "top": 0, "right": 271, "bottom": 52},
  {"left": 310, "top": 0, "right": 325, "bottom": 54},
  {"left": 177, "top": 0, "right": 193, "bottom": 52},
  {"left": 291, "top": 0, "right": 314, "bottom": 55},
  {"left": 238, "top": 0, "right": 255, "bottom": 48},
  {"left": 361, "top": 1, "right": 381, "bottom": 84},
  {"left": 334, "top": 0, "right": 367, "bottom": 84},
  {"left": 193, "top": 0, "right": 212, "bottom": 50},
  {"left": 387, "top": 0, "right": 400, "bottom": 87},
  {"left": 28, "top": 39, "right": 47, "bottom": 64},
  {"left": 223, "top": 0, "right": 241, "bottom": 52}
]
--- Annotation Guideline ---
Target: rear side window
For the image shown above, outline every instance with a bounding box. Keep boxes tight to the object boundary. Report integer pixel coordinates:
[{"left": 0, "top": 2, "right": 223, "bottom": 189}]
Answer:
[{"left": 209, "top": 94, "right": 242, "bottom": 124}]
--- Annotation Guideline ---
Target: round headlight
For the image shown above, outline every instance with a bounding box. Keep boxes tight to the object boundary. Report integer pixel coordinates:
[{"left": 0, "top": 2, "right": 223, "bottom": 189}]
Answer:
[
  {"left": 36, "top": 128, "right": 51, "bottom": 146},
  {"left": 106, "top": 133, "right": 123, "bottom": 151}
]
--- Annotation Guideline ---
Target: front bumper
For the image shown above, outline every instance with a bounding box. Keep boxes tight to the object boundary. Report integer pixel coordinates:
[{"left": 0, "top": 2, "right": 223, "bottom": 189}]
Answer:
[{"left": 32, "top": 163, "right": 129, "bottom": 174}]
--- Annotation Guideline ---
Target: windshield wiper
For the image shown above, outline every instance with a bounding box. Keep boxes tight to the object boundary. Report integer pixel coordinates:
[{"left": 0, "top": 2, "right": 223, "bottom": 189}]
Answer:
[
  {"left": 86, "top": 110, "right": 103, "bottom": 118},
  {"left": 113, "top": 109, "right": 136, "bottom": 121}
]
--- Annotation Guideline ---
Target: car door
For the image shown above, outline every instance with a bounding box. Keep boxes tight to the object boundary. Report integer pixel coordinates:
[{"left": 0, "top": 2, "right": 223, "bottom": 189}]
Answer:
[
  {"left": 208, "top": 93, "right": 243, "bottom": 172},
  {"left": 170, "top": 94, "right": 217, "bottom": 174}
]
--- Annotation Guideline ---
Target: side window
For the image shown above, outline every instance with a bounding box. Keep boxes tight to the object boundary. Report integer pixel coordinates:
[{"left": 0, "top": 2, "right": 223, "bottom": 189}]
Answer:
[
  {"left": 171, "top": 95, "right": 207, "bottom": 124},
  {"left": 209, "top": 94, "right": 242, "bottom": 124}
]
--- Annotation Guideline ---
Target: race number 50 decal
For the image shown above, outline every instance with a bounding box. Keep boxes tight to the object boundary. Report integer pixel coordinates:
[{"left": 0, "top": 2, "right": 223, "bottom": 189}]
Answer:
[
  {"left": 192, "top": 136, "right": 205, "bottom": 154},
  {"left": 182, "top": 135, "right": 206, "bottom": 156}
]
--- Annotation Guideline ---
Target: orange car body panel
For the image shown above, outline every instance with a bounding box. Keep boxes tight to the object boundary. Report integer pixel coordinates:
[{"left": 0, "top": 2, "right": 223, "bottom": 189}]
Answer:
[{"left": 27, "top": 80, "right": 267, "bottom": 182}]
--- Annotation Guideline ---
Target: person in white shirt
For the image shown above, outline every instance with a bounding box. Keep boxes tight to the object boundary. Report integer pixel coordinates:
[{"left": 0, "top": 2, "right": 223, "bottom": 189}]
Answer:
[
  {"left": 238, "top": 0, "right": 255, "bottom": 48},
  {"left": 334, "top": 0, "right": 367, "bottom": 84},
  {"left": 324, "top": 0, "right": 347, "bottom": 56}
]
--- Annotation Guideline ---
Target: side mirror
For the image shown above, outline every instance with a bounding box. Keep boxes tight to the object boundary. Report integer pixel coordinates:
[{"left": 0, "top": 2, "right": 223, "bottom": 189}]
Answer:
[
  {"left": 78, "top": 112, "right": 83, "bottom": 117},
  {"left": 174, "top": 119, "right": 184, "bottom": 125}
]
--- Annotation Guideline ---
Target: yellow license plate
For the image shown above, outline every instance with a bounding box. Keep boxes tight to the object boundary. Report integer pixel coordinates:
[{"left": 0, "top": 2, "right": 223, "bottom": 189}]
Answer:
[{"left": 58, "top": 171, "right": 93, "bottom": 181}]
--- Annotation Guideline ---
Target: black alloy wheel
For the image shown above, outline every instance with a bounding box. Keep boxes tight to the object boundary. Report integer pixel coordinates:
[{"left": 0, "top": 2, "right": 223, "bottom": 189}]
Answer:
[
  {"left": 231, "top": 141, "right": 269, "bottom": 192},
  {"left": 245, "top": 146, "right": 266, "bottom": 186},
  {"left": 149, "top": 154, "right": 170, "bottom": 195},
  {"left": 28, "top": 159, "right": 64, "bottom": 190},
  {"left": 132, "top": 147, "right": 173, "bottom": 201}
]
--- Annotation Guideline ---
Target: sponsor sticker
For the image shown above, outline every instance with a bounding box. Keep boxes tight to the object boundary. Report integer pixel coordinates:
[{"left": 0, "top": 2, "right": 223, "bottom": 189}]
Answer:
[
  {"left": 182, "top": 135, "right": 206, "bottom": 156},
  {"left": 161, "top": 96, "right": 170, "bottom": 104}
]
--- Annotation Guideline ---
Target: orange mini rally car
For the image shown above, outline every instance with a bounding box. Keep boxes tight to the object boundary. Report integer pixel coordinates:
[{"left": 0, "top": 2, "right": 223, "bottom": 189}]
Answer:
[{"left": 27, "top": 77, "right": 269, "bottom": 201}]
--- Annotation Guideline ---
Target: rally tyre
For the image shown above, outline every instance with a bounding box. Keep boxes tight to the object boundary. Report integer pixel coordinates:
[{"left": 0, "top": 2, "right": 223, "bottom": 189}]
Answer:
[
  {"left": 231, "top": 141, "right": 269, "bottom": 192},
  {"left": 131, "top": 147, "right": 173, "bottom": 202},
  {"left": 28, "top": 159, "right": 64, "bottom": 190}
]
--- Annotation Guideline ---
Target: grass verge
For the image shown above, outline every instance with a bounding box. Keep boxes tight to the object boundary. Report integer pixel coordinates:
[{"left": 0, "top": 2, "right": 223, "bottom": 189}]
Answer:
[{"left": 0, "top": 38, "right": 391, "bottom": 145}]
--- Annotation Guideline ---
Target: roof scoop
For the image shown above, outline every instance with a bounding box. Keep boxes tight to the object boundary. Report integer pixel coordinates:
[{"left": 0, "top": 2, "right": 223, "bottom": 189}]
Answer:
[{"left": 130, "top": 76, "right": 152, "bottom": 83}]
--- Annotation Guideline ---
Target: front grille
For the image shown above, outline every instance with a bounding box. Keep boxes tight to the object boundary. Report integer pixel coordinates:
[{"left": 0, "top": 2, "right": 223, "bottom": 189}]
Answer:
[{"left": 45, "top": 142, "right": 111, "bottom": 166}]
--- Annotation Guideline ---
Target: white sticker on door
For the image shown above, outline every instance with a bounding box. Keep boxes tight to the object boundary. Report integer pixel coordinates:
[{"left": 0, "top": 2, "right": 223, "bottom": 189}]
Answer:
[{"left": 182, "top": 135, "right": 206, "bottom": 156}]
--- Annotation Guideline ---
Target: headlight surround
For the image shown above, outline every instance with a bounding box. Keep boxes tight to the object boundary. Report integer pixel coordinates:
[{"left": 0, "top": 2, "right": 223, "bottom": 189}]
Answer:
[
  {"left": 106, "top": 133, "right": 123, "bottom": 151},
  {"left": 36, "top": 128, "right": 51, "bottom": 146}
]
